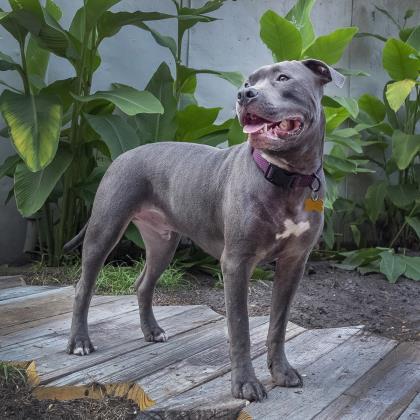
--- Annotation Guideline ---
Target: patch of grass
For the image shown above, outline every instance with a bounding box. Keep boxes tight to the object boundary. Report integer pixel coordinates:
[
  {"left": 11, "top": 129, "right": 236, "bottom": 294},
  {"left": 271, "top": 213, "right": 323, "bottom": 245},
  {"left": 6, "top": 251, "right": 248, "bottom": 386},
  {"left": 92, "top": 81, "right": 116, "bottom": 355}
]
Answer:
[
  {"left": 0, "top": 363, "right": 27, "bottom": 386},
  {"left": 96, "top": 259, "right": 189, "bottom": 295}
]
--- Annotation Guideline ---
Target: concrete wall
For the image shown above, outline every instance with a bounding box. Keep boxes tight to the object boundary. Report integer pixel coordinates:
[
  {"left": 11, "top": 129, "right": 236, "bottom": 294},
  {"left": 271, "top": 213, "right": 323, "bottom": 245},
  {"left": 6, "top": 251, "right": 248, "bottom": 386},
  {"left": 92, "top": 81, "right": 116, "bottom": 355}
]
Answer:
[{"left": 0, "top": 0, "right": 418, "bottom": 263}]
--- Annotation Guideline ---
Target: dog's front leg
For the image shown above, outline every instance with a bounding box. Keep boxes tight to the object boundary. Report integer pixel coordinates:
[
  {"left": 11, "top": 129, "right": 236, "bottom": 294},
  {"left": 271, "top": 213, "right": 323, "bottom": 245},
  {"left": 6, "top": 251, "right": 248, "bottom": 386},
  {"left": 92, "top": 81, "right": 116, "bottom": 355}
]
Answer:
[
  {"left": 267, "top": 253, "right": 309, "bottom": 387},
  {"left": 221, "top": 251, "right": 267, "bottom": 402}
]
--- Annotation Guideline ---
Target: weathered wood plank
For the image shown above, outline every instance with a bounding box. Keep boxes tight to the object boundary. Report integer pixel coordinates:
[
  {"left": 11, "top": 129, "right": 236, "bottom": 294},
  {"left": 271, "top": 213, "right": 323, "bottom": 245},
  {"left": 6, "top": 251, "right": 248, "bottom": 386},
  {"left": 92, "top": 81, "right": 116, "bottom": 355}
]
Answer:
[
  {"left": 314, "top": 342, "right": 420, "bottom": 420},
  {"left": 0, "top": 292, "right": 121, "bottom": 335},
  {"left": 0, "top": 285, "right": 73, "bottom": 308},
  {"left": 398, "top": 393, "right": 420, "bottom": 420},
  {"left": 149, "top": 326, "right": 362, "bottom": 415},
  {"left": 46, "top": 315, "right": 267, "bottom": 387},
  {"left": 0, "top": 305, "right": 190, "bottom": 361},
  {"left": 0, "top": 295, "right": 141, "bottom": 346},
  {"left": 0, "top": 285, "right": 58, "bottom": 302},
  {"left": 40, "top": 306, "right": 224, "bottom": 385},
  {"left": 244, "top": 331, "right": 397, "bottom": 419},
  {"left": 141, "top": 321, "right": 304, "bottom": 404},
  {"left": 0, "top": 275, "right": 26, "bottom": 290}
]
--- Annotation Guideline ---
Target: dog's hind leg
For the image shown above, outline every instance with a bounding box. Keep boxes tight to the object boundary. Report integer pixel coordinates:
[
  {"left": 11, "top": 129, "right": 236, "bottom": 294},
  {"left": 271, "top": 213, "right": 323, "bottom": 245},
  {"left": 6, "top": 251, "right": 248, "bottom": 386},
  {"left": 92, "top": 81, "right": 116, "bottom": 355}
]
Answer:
[
  {"left": 134, "top": 223, "right": 180, "bottom": 342},
  {"left": 67, "top": 216, "right": 130, "bottom": 356}
]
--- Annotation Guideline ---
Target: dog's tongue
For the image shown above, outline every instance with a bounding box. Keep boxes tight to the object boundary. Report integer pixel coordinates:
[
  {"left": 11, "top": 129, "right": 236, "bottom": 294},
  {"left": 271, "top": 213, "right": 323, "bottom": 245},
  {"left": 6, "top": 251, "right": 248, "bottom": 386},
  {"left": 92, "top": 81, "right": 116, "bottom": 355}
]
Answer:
[{"left": 243, "top": 122, "right": 266, "bottom": 134}]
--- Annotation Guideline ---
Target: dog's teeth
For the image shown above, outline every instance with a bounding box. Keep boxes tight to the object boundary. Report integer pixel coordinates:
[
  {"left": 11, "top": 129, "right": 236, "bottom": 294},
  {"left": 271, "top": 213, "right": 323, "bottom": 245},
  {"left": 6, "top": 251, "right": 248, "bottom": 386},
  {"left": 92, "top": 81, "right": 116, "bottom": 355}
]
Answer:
[
  {"left": 279, "top": 120, "right": 289, "bottom": 130},
  {"left": 264, "top": 124, "right": 268, "bottom": 133}
]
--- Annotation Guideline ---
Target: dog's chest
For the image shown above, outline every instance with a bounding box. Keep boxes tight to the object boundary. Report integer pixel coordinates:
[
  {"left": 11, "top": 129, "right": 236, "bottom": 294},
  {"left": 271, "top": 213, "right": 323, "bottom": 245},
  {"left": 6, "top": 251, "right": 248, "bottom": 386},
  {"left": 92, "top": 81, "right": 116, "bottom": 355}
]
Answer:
[{"left": 254, "top": 193, "right": 323, "bottom": 260}]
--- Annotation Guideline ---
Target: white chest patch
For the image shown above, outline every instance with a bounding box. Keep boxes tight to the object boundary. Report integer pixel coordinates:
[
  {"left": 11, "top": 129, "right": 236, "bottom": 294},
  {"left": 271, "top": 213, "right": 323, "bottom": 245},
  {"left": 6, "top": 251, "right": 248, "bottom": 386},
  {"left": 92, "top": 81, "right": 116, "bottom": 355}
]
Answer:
[{"left": 276, "top": 219, "right": 310, "bottom": 240}]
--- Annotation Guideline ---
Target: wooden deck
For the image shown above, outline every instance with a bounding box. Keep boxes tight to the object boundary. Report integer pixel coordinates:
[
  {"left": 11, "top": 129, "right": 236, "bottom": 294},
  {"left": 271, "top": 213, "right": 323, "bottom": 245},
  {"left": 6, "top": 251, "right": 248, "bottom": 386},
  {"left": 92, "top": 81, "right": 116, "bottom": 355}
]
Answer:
[{"left": 0, "top": 282, "right": 418, "bottom": 419}]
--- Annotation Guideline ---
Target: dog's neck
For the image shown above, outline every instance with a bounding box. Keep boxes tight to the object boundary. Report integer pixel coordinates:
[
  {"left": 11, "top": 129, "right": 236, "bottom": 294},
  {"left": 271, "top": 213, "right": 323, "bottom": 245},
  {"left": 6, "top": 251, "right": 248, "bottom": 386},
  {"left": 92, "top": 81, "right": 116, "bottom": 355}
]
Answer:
[{"left": 261, "top": 145, "right": 323, "bottom": 175}]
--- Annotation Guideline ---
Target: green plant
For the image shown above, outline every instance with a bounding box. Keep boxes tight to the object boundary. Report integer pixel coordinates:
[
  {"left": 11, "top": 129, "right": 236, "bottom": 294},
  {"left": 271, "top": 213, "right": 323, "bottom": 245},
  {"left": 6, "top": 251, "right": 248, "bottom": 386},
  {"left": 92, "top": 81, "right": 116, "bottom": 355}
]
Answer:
[
  {"left": 95, "top": 259, "right": 189, "bottom": 293},
  {"left": 0, "top": 0, "right": 244, "bottom": 267},
  {"left": 330, "top": 7, "right": 420, "bottom": 283},
  {"left": 0, "top": 362, "right": 27, "bottom": 385},
  {"left": 0, "top": 0, "right": 178, "bottom": 264}
]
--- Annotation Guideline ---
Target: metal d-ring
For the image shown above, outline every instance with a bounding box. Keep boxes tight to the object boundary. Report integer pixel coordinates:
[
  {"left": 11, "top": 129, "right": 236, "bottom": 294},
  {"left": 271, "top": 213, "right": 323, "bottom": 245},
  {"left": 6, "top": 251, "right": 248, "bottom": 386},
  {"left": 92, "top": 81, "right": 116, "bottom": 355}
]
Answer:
[{"left": 310, "top": 173, "right": 321, "bottom": 193}]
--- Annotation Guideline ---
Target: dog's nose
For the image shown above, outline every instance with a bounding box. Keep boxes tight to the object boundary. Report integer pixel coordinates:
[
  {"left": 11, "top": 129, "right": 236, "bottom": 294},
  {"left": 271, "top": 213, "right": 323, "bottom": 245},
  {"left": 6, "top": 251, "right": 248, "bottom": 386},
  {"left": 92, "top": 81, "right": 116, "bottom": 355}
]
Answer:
[{"left": 237, "top": 87, "right": 259, "bottom": 105}]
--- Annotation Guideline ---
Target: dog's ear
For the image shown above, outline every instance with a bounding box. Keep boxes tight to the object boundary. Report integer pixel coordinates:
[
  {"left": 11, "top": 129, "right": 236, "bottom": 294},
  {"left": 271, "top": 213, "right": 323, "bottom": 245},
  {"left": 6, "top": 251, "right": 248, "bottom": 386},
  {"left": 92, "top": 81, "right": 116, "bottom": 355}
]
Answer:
[{"left": 301, "top": 59, "right": 346, "bottom": 88}]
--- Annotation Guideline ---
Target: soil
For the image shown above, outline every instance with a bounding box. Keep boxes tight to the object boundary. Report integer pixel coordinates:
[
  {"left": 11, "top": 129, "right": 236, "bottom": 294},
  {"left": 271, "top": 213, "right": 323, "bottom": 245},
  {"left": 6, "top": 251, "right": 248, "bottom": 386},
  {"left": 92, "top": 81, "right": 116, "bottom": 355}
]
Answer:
[
  {"left": 0, "top": 374, "right": 139, "bottom": 420},
  {"left": 152, "top": 261, "right": 420, "bottom": 343}
]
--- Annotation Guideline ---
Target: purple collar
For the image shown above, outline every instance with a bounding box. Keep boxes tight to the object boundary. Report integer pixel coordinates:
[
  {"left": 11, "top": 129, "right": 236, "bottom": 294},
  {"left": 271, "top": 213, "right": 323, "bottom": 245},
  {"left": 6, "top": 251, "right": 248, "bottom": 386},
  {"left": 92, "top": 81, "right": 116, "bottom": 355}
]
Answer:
[{"left": 252, "top": 147, "right": 322, "bottom": 191}]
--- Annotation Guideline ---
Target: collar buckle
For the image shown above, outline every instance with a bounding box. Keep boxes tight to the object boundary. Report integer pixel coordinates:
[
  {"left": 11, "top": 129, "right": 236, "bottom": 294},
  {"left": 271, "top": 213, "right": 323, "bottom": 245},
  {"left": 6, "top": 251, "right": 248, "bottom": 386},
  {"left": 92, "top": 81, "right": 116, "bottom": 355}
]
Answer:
[{"left": 264, "top": 164, "right": 296, "bottom": 189}]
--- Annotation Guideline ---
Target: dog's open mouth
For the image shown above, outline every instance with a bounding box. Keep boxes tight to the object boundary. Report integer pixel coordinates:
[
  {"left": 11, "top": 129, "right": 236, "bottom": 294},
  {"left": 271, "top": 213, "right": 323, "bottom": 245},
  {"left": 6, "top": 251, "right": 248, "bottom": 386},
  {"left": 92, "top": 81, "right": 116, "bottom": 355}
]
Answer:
[{"left": 242, "top": 113, "right": 304, "bottom": 139}]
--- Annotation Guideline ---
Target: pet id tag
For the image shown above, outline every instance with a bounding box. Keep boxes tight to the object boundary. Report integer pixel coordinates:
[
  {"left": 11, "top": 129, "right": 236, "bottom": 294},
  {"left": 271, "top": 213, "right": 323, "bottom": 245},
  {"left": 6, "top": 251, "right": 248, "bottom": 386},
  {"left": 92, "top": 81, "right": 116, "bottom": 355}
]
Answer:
[{"left": 304, "top": 191, "right": 324, "bottom": 213}]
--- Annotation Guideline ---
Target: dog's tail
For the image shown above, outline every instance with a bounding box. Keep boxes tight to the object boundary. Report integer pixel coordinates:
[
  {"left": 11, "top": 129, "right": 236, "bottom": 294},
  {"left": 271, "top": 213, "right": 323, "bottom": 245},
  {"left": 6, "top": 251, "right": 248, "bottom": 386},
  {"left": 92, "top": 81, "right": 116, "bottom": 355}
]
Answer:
[{"left": 63, "top": 221, "right": 89, "bottom": 253}]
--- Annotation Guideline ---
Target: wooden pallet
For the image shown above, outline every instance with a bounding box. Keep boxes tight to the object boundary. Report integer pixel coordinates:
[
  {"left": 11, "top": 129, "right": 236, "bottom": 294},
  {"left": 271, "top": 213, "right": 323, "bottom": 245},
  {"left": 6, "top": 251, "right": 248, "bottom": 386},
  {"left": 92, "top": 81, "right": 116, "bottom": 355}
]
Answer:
[{"left": 0, "top": 285, "right": 418, "bottom": 419}]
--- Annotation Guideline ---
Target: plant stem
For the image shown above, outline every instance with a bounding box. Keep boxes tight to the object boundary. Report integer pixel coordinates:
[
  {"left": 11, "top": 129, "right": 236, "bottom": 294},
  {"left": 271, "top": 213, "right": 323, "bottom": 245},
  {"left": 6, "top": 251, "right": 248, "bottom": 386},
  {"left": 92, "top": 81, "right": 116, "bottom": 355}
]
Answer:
[
  {"left": 57, "top": 19, "right": 91, "bottom": 260},
  {"left": 389, "top": 205, "right": 416, "bottom": 248},
  {"left": 43, "top": 204, "right": 55, "bottom": 265},
  {"left": 18, "top": 41, "right": 31, "bottom": 95}
]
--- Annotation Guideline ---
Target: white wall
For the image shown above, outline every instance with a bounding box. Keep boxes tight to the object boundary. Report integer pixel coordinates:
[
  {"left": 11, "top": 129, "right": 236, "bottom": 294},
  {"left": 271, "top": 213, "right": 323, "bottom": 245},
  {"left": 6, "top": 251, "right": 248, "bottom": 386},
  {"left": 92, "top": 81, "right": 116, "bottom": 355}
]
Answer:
[{"left": 0, "top": 0, "right": 418, "bottom": 263}]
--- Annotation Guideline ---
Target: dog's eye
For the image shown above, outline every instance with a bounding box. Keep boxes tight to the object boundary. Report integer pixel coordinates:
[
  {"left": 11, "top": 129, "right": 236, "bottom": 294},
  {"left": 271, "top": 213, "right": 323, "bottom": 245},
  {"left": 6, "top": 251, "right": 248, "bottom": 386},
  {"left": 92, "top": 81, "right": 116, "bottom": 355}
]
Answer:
[
  {"left": 277, "top": 74, "right": 289, "bottom": 82},
  {"left": 244, "top": 81, "right": 250, "bottom": 88}
]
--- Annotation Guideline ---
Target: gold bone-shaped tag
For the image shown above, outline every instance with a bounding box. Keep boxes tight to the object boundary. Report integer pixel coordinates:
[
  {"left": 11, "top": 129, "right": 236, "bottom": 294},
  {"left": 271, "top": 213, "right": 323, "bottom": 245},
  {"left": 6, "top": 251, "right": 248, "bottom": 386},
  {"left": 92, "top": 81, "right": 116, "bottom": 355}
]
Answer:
[{"left": 304, "top": 197, "right": 324, "bottom": 213}]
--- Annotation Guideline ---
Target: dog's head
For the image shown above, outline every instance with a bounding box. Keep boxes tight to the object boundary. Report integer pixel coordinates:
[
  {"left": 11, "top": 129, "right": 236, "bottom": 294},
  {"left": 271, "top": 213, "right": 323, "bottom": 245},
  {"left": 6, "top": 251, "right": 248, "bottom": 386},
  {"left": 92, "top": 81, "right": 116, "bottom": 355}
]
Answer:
[{"left": 236, "top": 60, "right": 345, "bottom": 152}]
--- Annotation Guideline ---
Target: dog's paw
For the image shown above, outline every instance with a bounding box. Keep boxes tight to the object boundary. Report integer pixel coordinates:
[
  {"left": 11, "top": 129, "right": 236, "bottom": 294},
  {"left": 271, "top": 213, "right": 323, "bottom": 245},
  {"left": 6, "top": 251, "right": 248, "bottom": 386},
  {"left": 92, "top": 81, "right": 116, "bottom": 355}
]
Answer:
[
  {"left": 143, "top": 326, "right": 168, "bottom": 343},
  {"left": 67, "top": 334, "right": 95, "bottom": 356},
  {"left": 231, "top": 375, "right": 267, "bottom": 402},
  {"left": 270, "top": 363, "right": 303, "bottom": 387}
]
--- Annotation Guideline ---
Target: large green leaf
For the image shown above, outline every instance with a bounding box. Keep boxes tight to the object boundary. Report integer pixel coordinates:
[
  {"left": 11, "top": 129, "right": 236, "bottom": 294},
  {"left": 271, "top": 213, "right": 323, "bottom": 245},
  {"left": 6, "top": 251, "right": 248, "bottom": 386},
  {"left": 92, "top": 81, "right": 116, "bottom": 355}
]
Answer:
[
  {"left": 13, "top": 5, "right": 80, "bottom": 63},
  {"left": 260, "top": 10, "right": 302, "bottom": 62},
  {"left": 129, "top": 62, "right": 177, "bottom": 143},
  {"left": 387, "top": 184, "right": 419, "bottom": 208},
  {"left": 124, "top": 223, "right": 145, "bottom": 248},
  {"left": 382, "top": 38, "right": 419, "bottom": 80},
  {"left": 324, "top": 106, "right": 350, "bottom": 133},
  {"left": 0, "top": 51, "right": 22, "bottom": 72},
  {"left": 322, "top": 96, "right": 359, "bottom": 119},
  {"left": 14, "top": 145, "right": 72, "bottom": 216},
  {"left": 84, "top": 0, "right": 121, "bottom": 31},
  {"left": 406, "top": 25, "right": 420, "bottom": 50},
  {"left": 323, "top": 154, "right": 357, "bottom": 178},
  {"left": 379, "top": 251, "right": 406, "bottom": 283},
  {"left": 176, "top": 105, "right": 228, "bottom": 141},
  {"left": 177, "top": 0, "right": 224, "bottom": 42},
  {"left": 178, "top": 65, "right": 244, "bottom": 91},
  {"left": 0, "top": 154, "right": 21, "bottom": 180},
  {"left": 0, "top": 9, "right": 28, "bottom": 43},
  {"left": 97, "top": 11, "right": 175, "bottom": 43},
  {"left": 0, "top": 90, "right": 63, "bottom": 172},
  {"left": 401, "top": 256, "right": 420, "bottom": 281},
  {"left": 285, "top": 0, "right": 315, "bottom": 48},
  {"left": 385, "top": 79, "right": 416, "bottom": 112},
  {"left": 84, "top": 114, "right": 139, "bottom": 160},
  {"left": 72, "top": 85, "right": 163, "bottom": 116},
  {"left": 392, "top": 130, "right": 420, "bottom": 170},
  {"left": 140, "top": 23, "right": 177, "bottom": 60},
  {"left": 24, "top": 0, "right": 62, "bottom": 87},
  {"left": 326, "top": 134, "right": 363, "bottom": 154},
  {"left": 358, "top": 94, "right": 385, "bottom": 123},
  {"left": 303, "top": 27, "right": 358, "bottom": 64},
  {"left": 365, "top": 181, "right": 387, "bottom": 223},
  {"left": 406, "top": 216, "right": 420, "bottom": 239},
  {"left": 41, "top": 77, "right": 77, "bottom": 112},
  {"left": 227, "top": 116, "right": 247, "bottom": 146}
]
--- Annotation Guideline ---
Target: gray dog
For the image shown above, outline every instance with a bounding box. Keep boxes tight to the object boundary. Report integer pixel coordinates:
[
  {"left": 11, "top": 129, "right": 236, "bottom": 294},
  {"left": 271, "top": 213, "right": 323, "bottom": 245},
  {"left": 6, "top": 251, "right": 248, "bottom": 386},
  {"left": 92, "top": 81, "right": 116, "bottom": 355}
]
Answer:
[{"left": 65, "top": 59, "right": 344, "bottom": 402}]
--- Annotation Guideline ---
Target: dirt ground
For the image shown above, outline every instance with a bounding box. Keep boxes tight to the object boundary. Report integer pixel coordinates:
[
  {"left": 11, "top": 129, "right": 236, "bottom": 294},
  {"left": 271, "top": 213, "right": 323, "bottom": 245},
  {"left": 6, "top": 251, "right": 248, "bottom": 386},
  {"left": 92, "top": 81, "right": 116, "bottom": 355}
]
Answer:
[
  {"left": 152, "top": 261, "right": 420, "bottom": 342},
  {"left": 0, "top": 375, "right": 139, "bottom": 420}
]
